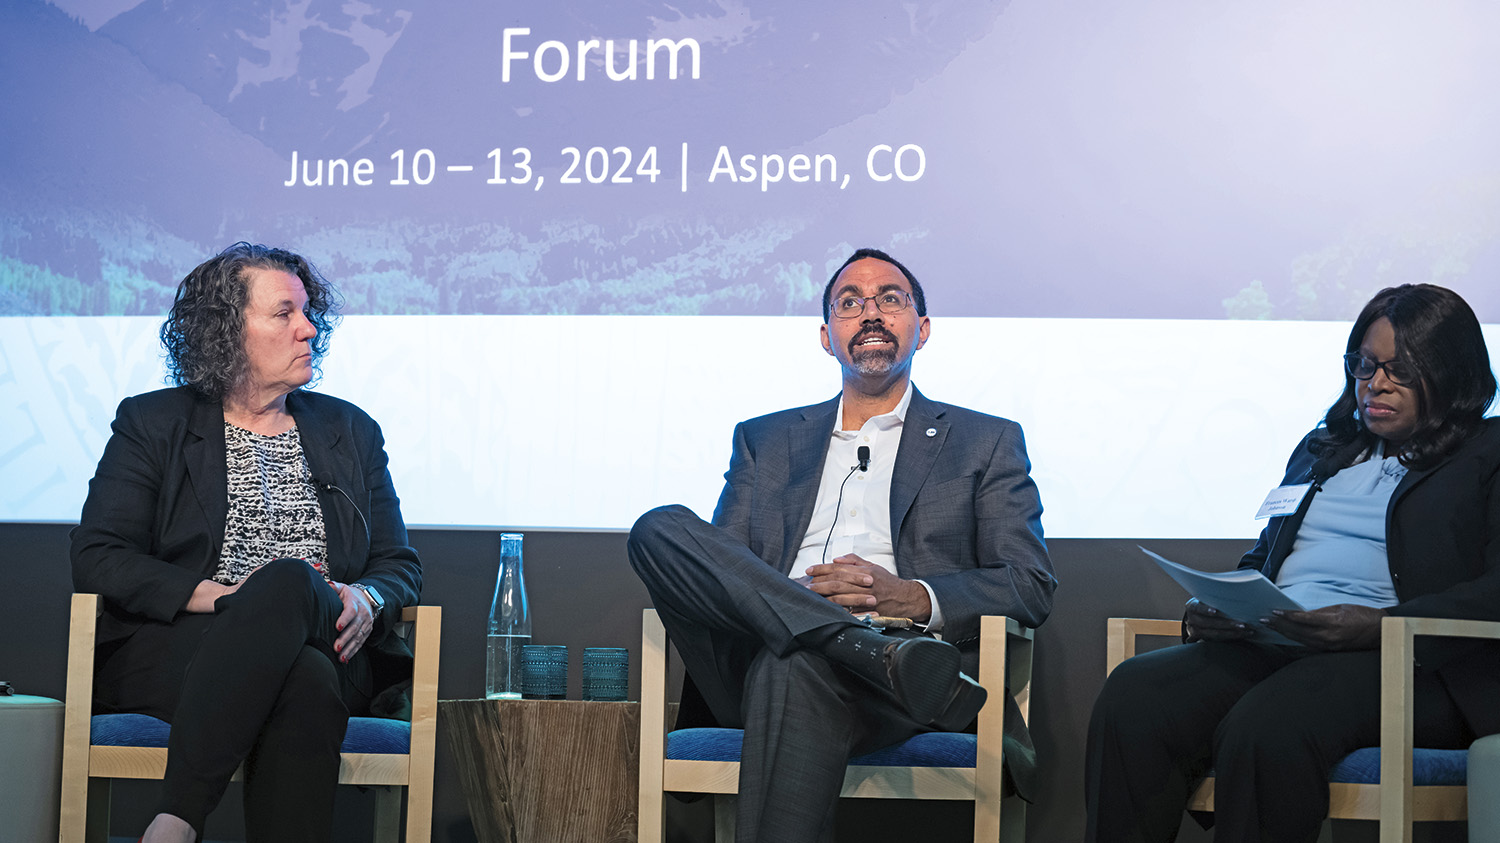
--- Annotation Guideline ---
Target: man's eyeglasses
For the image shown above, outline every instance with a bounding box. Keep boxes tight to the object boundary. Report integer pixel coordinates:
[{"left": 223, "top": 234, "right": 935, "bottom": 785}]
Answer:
[
  {"left": 832, "top": 291, "right": 914, "bottom": 319},
  {"left": 1343, "top": 353, "right": 1418, "bottom": 386}
]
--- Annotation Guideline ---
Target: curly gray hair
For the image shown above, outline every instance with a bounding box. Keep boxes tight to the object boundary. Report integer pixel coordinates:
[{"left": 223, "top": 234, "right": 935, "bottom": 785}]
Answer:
[{"left": 160, "top": 243, "right": 342, "bottom": 400}]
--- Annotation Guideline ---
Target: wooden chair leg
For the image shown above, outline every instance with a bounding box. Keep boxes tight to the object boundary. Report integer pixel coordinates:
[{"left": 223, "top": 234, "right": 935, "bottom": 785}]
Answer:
[
  {"left": 639, "top": 784, "right": 666, "bottom": 843},
  {"left": 59, "top": 761, "right": 93, "bottom": 843},
  {"left": 58, "top": 773, "right": 92, "bottom": 843},
  {"left": 402, "top": 773, "right": 434, "bottom": 843},
  {"left": 973, "top": 788, "right": 1000, "bottom": 843},
  {"left": 371, "top": 784, "right": 402, "bottom": 843}
]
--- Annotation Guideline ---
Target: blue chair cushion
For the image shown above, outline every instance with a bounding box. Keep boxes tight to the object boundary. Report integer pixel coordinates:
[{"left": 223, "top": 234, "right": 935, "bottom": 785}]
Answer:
[
  {"left": 343, "top": 717, "right": 412, "bottom": 754},
  {"left": 668, "top": 730, "right": 1470, "bottom": 784},
  {"left": 91, "top": 713, "right": 410, "bottom": 754},
  {"left": 90, "top": 713, "right": 171, "bottom": 747},
  {"left": 667, "top": 727, "right": 977, "bottom": 768},
  {"left": 1328, "top": 747, "right": 1468, "bottom": 786}
]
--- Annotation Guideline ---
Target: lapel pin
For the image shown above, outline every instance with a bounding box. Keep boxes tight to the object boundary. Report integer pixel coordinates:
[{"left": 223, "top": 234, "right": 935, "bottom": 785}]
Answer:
[{"left": 925, "top": 427, "right": 937, "bottom": 437}]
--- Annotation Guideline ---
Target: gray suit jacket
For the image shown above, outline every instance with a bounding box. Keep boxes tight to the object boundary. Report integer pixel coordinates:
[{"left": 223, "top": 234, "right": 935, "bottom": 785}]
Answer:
[{"left": 710, "top": 386, "right": 1056, "bottom": 795}]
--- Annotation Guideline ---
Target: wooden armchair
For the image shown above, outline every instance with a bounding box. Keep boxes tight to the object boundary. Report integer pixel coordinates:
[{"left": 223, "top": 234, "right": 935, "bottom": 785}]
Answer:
[
  {"left": 638, "top": 608, "right": 1034, "bottom": 843},
  {"left": 59, "top": 593, "right": 441, "bottom": 843},
  {"left": 1106, "top": 615, "right": 1500, "bottom": 843}
]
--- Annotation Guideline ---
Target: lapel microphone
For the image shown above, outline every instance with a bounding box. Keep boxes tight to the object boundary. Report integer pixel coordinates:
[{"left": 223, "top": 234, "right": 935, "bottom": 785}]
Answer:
[
  {"left": 313, "top": 476, "right": 372, "bottom": 546},
  {"left": 822, "top": 445, "right": 873, "bottom": 565}
]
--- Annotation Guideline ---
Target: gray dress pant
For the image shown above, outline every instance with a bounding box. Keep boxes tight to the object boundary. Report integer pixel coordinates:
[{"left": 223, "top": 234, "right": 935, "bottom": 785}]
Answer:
[{"left": 629, "top": 504, "right": 928, "bottom": 843}]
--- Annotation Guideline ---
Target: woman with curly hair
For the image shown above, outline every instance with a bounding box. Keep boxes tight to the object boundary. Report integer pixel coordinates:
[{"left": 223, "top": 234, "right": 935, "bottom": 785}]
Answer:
[
  {"left": 71, "top": 242, "right": 422, "bottom": 843},
  {"left": 1084, "top": 283, "right": 1500, "bottom": 842}
]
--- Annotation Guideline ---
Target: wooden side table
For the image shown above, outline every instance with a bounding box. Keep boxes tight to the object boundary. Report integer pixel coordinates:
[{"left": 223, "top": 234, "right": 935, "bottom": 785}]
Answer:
[{"left": 441, "top": 699, "right": 639, "bottom": 843}]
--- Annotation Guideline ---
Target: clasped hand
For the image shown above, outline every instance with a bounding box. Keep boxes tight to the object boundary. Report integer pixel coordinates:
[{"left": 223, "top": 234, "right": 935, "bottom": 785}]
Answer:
[
  {"left": 186, "top": 565, "right": 378, "bottom": 661},
  {"left": 1184, "top": 598, "right": 1387, "bottom": 651},
  {"left": 331, "top": 581, "right": 377, "bottom": 662},
  {"left": 803, "top": 554, "right": 932, "bottom": 622}
]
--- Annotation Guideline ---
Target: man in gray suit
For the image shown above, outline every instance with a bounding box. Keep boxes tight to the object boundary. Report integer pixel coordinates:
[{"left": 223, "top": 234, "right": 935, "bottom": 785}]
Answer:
[{"left": 628, "top": 247, "right": 1056, "bottom": 843}]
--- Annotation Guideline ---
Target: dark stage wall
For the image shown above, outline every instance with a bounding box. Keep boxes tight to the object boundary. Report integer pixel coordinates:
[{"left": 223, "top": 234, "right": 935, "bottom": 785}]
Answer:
[{"left": 5, "top": 523, "right": 1425, "bottom": 842}]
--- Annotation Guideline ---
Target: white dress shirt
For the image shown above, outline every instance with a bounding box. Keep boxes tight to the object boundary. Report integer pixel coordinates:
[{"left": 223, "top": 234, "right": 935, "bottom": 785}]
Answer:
[{"left": 789, "top": 383, "right": 945, "bottom": 631}]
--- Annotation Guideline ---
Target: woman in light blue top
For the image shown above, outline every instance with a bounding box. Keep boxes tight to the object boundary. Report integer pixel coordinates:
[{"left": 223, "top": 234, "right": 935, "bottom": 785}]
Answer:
[{"left": 1086, "top": 283, "right": 1500, "bottom": 843}]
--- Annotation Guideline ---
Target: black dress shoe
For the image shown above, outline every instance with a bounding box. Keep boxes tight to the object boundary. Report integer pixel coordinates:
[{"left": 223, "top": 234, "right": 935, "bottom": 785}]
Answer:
[{"left": 883, "top": 636, "right": 988, "bottom": 731}]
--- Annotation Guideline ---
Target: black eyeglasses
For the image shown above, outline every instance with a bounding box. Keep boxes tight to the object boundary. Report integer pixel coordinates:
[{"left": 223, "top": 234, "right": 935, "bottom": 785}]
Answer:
[
  {"left": 1343, "top": 353, "right": 1418, "bottom": 386},
  {"left": 832, "top": 291, "right": 913, "bottom": 319}
]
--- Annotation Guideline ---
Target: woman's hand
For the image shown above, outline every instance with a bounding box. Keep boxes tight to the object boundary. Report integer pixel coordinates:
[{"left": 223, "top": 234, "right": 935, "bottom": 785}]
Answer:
[
  {"left": 1183, "top": 598, "right": 1257, "bottom": 642},
  {"left": 331, "top": 582, "right": 377, "bottom": 662},
  {"left": 184, "top": 579, "right": 237, "bottom": 613},
  {"left": 1263, "top": 604, "right": 1387, "bottom": 651}
]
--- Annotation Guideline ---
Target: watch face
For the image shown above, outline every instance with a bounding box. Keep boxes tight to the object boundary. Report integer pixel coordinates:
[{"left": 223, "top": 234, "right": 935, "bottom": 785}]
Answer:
[{"left": 356, "top": 584, "right": 383, "bottom": 609}]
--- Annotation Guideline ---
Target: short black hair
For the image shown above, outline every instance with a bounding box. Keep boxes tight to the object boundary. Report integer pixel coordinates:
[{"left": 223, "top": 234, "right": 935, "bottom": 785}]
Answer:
[
  {"left": 1312, "top": 283, "right": 1495, "bottom": 469},
  {"left": 160, "top": 242, "right": 341, "bottom": 400},
  {"left": 821, "top": 248, "right": 927, "bottom": 322}
]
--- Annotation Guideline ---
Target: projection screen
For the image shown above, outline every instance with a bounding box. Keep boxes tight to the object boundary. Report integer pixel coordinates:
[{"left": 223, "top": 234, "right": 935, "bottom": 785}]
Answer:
[{"left": 3, "top": 0, "right": 1498, "bottom": 538}]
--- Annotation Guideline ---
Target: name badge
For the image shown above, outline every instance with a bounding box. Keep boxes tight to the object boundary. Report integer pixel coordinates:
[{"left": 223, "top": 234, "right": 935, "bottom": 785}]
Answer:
[{"left": 1254, "top": 483, "right": 1312, "bottom": 520}]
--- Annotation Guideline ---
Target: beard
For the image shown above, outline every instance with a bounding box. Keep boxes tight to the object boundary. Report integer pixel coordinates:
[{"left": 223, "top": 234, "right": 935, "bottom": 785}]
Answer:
[{"left": 848, "top": 328, "right": 899, "bottom": 374}]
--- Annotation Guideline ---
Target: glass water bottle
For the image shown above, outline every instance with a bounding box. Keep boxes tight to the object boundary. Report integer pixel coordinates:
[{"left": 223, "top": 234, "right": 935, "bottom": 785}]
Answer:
[{"left": 485, "top": 532, "right": 531, "bottom": 699}]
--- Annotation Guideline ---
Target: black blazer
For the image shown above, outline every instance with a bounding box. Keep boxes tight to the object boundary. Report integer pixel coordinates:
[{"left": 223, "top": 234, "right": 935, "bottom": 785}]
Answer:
[
  {"left": 71, "top": 386, "right": 422, "bottom": 682},
  {"left": 1239, "top": 418, "right": 1500, "bottom": 735}
]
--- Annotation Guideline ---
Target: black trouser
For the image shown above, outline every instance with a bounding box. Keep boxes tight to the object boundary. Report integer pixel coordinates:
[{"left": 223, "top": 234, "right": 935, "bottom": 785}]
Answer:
[
  {"left": 94, "top": 558, "right": 368, "bottom": 841},
  {"left": 1084, "top": 639, "right": 1472, "bottom": 843}
]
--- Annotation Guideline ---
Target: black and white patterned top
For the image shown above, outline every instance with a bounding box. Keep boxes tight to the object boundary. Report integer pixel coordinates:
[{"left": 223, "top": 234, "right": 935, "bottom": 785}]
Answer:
[{"left": 213, "top": 422, "right": 330, "bottom": 584}]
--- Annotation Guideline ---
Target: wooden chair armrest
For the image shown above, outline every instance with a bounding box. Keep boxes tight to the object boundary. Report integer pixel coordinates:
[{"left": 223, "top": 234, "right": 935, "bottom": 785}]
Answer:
[
  {"left": 1106, "top": 618, "right": 1184, "bottom": 676},
  {"left": 1384, "top": 616, "right": 1500, "bottom": 641},
  {"left": 976, "top": 615, "right": 1014, "bottom": 744},
  {"left": 404, "top": 605, "right": 441, "bottom": 715},
  {"left": 1379, "top": 615, "right": 1500, "bottom": 839},
  {"left": 64, "top": 593, "right": 100, "bottom": 701},
  {"left": 977, "top": 616, "right": 1011, "bottom": 697},
  {"left": 63, "top": 594, "right": 101, "bottom": 739},
  {"left": 640, "top": 608, "right": 669, "bottom": 731}
]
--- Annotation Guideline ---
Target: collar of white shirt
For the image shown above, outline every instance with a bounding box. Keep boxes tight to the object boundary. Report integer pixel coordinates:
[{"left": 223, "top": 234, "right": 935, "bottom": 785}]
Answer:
[{"left": 832, "top": 381, "right": 914, "bottom": 436}]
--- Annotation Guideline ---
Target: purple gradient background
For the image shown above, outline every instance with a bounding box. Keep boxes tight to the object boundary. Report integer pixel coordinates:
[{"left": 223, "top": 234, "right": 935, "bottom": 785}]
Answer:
[{"left": 3, "top": 0, "right": 1499, "bottom": 319}]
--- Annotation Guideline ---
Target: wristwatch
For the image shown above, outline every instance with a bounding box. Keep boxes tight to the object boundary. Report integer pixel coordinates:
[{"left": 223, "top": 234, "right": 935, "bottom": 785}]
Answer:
[{"left": 350, "top": 582, "right": 385, "bottom": 613}]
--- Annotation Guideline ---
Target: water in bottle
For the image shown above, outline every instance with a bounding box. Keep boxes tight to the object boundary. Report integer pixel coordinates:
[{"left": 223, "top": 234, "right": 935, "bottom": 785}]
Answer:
[
  {"left": 485, "top": 532, "right": 532, "bottom": 699},
  {"left": 485, "top": 632, "right": 530, "bottom": 700}
]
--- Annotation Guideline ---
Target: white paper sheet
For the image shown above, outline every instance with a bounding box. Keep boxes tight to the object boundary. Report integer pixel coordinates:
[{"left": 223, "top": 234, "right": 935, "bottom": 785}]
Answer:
[{"left": 1139, "top": 546, "right": 1306, "bottom": 646}]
